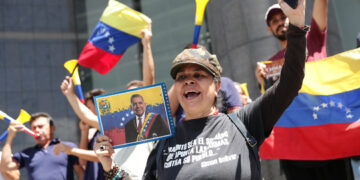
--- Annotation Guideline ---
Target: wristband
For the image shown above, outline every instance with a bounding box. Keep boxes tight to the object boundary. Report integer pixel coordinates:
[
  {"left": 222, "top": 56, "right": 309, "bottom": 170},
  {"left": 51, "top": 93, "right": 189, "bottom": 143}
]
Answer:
[{"left": 300, "top": 25, "right": 310, "bottom": 32}]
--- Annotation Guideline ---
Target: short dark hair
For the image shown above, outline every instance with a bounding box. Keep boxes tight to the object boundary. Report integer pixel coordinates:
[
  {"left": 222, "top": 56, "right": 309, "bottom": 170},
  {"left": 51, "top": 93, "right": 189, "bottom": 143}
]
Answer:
[
  {"left": 30, "top": 112, "right": 54, "bottom": 126},
  {"left": 85, "top": 89, "right": 106, "bottom": 104},
  {"left": 130, "top": 94, "right": 144, "bottom": 104},
  {"left": 127, "top": 80, "right": 145, "bottom": 89}
]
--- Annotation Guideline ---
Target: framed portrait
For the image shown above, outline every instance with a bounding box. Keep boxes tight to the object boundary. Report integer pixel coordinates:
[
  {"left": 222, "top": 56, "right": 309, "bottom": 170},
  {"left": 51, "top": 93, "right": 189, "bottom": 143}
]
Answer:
[{"left": 94, "top": 83, "right": 174, "bottom": 149}]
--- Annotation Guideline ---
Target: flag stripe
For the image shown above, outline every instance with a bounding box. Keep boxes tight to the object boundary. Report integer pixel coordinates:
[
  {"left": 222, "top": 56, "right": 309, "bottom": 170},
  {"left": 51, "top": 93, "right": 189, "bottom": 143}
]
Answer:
[
  {"left": 260, "top": 122, "right": 360, "bottom": 160},
  {"left": 100, "top": 0, "right": 150, "bottom": 38},
  {"left": 78, "top": 42, "right": 123, "bottom": 75},
  {"left": 72, "top": 68, "right": 81, "bottom": 85},
  {"left": 88, "top": 21, "right": 140, "bottom": 55},
  {"left": 276, "top": 88, "right": 360, "bottom": 127},
  {"left": 64, "top": 60, "right": 81, "bottom": 85},
  {"left": 75, "top": 85, "right": 85, "bottom": 103},
  {"left": 300, "top": 48, "right": 360, "bottom": 95},
  {"left": 195, "top": 0, "right": 210, "bottom": 25},
  {"left": 192, "top": 25, "right": 201, "bottom": 47},
  {"left": 64, "top": 60, "right": 85, "bottom": 104},
  {"left": 3, "top": 117, "right": 11, "bottom": 123},
  {"left": 0, "top": 130, "right": 9, "bottom": 142}
]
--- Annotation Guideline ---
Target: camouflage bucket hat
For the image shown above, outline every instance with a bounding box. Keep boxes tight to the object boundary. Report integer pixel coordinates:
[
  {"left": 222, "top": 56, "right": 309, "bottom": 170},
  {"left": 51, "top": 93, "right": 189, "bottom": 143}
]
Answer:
[{"left": 170, "top": 48, "right": 222, "bottom": 79}]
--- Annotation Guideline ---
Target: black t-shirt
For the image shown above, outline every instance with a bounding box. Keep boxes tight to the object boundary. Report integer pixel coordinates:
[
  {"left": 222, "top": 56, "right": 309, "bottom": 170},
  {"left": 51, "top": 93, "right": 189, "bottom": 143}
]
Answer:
[
  {"left": 155, "top": 112, "right": 263, "bottom": 180},
  {"left": 143, "top": 24, "right": 307, "bottom": 180}
]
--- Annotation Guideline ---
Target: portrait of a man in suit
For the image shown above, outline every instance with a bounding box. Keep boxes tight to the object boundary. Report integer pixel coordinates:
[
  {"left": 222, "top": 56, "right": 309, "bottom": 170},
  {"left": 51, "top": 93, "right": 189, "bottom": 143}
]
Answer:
[{"left": 125, "top": 94, "right": 170, "bottom": 143}]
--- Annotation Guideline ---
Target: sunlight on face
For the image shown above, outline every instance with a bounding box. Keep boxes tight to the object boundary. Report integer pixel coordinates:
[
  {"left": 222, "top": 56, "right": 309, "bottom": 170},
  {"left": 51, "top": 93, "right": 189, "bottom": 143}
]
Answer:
[{"left": 174, "top": 64, "right": 220, "bottom": 118}]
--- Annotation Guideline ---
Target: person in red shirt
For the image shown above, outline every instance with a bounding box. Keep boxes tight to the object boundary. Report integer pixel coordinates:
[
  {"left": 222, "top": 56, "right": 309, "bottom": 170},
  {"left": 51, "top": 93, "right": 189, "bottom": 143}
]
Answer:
[{"left": 255, "top": 0, "right": 328, "bottom": 91}]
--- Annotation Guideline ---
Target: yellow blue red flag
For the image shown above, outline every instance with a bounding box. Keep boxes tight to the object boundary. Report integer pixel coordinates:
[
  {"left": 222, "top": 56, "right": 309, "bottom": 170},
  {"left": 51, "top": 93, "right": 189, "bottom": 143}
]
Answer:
[
  {"left": 78, "top": 0, "right": 151, "bottom": 75},
  {"left": 64, "top": 59, "right": 85, "bottom": 104},
  {"left": 260, "top": 48, "right": 360, "bottom": 160},
  {"left": 192, "top": 0, "right": 210, "bottom": 48}
]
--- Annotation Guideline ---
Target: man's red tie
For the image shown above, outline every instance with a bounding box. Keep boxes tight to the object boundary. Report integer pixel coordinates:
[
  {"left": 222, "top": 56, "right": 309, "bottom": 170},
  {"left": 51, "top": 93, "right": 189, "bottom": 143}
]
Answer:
[{"left": 137, "top": 117, "right": 142, "bottom": 132}]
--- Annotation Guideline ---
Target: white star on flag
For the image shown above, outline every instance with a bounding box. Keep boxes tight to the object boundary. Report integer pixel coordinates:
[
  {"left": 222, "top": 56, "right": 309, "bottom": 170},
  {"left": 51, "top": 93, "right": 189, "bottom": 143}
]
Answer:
[
  {"left": 108, "top": 37, "right": 114, "bottom": 44},
  {"left": 108, "top": 45, "right": 115, "bottom": 52},
  {"left": 313, "top": 113, "right": 318, "bottom": 120},
  {"left": 330, "top": 101, "right": 335, "bottom": 107},
  {"left": 99, "top": 27, "right": 106, "bottom": 34},
  {"left": 313, "top": 106, "right": 320, "bottom": 111},
  {"left": 131, "top": 111, "right": 134, "bottom": 114},
  {"left": 346, "top": 114, "right": 353, "bottom": 119},
  {"left": 126, "top": 113, "right": 129, "bottom": 117},
  {"left": 321, "top": 103, "right": 328, "bottom": 108},
  {"left": 120, "top": 123, "right": 124, "bottom": 126},
  {"left": 122, "top": 117, "right": 125, "bottom": 121},
  {"left": 337, "top": 102, "right": 343, "bottom": 109},
  {"left": 345, "top": 108, "right": 351, "bottom": 114},
  {"left": 104, "top": 31, "right": 110, "bottom": 37}
]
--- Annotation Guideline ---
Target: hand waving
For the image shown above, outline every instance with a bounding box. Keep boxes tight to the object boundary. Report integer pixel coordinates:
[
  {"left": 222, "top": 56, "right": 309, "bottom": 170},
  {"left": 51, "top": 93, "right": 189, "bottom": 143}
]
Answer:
[
  {"left": 278, "top": 0, "right": 305, "bottom": 28},
  {"left": 60, "top": 76, "right": 75, "bottom": 97}
]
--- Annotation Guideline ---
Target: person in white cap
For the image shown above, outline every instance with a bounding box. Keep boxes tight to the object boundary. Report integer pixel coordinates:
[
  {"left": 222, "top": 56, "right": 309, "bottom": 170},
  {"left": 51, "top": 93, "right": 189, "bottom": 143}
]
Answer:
[{"left": 256, "top": 0, "right": 328, "bottom": 91}]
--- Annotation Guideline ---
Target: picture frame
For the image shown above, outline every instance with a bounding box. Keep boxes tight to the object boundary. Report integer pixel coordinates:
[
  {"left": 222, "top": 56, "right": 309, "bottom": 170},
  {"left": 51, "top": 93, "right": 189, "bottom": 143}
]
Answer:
[{"left": 94, "top": 83, "right": 174, "bottom": 149}]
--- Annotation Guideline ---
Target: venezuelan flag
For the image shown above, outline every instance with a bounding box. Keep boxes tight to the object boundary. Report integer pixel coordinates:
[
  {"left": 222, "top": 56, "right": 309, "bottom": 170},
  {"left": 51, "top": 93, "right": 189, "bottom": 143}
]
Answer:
[
  {"left": 78, "top": 0, "right": 151, "bottom": 75},
  {"left": 260, "top": 48, "right": 360, "bottom": 160},
  {"left": 192, "top": 0, "right": 209, "bottom": 48},
  {"left": 64, "top": 60, "right": 85, "bottom": 104}
]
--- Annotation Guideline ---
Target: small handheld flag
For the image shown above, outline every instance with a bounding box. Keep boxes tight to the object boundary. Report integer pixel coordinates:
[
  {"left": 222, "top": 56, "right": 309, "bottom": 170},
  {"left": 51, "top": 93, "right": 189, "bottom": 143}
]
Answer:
[
  {"left": 0, "top": 110, "right": 39, "bottom": 139},
  {"left": 64, "top": 59, "right": 85, "bottom": 104},
  {"left": 0, "top": 109, "right": 32, "bottom": 142},
  {"left": 78, "top": 0, "right": 151, "bottom": 75},
  {"left": 192, "top": 0, "right": 210, "bottom": 48}
]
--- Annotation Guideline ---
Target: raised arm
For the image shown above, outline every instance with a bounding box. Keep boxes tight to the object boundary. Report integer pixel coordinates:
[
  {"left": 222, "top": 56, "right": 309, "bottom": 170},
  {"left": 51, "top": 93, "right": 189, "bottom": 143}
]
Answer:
[
  {"left": 60, "top": 76, "right": 100, "bottom": 130},
  {"left": 0, "top": 121, "right": 23, "bottom": 171},
  {"left": 312, "top": 0, "right": 328, "bottom": 32},
  {"left": 141, "top": 23, "right": 155, "bottom": 86},
  {"left": 243, "top": 0, "right": 307, "bottom": 137},
  {"left": 262, "top": 0, "right": 306, "bottom": 132}
]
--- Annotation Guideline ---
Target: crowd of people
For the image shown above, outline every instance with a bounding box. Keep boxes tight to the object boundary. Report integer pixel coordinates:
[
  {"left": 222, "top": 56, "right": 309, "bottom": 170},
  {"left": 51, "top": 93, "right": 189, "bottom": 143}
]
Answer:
[{"left": 0, "top": 0, "right": 357, "bottom": 179}]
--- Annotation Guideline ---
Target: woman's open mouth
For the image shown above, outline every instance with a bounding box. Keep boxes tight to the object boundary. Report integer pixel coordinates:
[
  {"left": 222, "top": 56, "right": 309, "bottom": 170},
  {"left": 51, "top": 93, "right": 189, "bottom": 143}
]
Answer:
[{"left": 184, "top": 91, "right": 201, "bottom": 100}]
